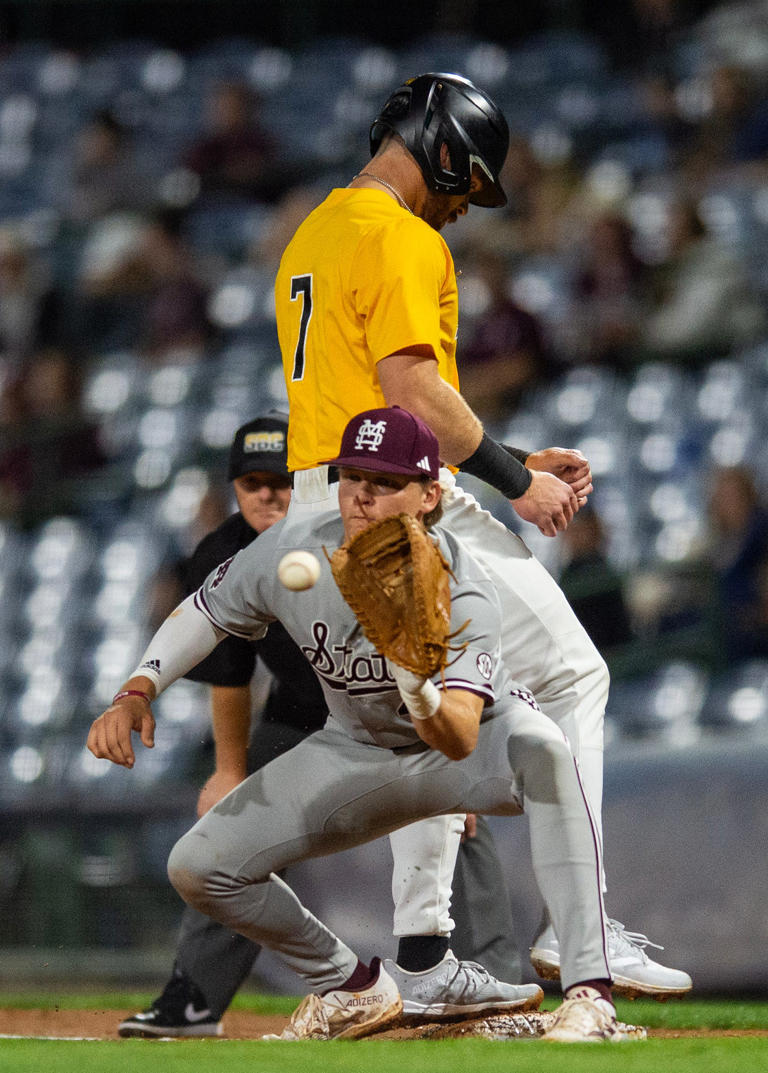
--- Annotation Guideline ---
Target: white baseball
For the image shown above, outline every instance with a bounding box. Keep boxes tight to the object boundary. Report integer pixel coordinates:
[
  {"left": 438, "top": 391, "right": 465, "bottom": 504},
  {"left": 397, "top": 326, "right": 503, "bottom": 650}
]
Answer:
[{"left": 278, "top": 550, "right": 321, "bottom": 591}]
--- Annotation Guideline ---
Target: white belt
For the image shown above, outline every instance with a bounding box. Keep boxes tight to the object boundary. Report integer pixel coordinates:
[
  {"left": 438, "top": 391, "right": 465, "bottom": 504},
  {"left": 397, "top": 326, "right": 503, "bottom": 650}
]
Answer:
[{"left": 292, "top": 465, "right": 337, "bottom": 504}]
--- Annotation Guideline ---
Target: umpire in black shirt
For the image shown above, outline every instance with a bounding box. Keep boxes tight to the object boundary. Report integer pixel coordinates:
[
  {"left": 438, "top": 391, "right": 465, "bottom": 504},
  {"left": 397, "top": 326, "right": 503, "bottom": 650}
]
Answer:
[
  {"left": 119, "top": 412, "right": 330, "bottom": 1038},
  {"left": 185, "top": 414, "right": 329, "bottom": 817}
]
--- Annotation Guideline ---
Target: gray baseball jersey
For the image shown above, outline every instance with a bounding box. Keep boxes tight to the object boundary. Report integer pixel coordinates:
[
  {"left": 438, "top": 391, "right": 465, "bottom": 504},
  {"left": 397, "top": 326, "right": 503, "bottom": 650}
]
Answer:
[{"left": 194, "top": 510, "right": 527, "bottom": 750}]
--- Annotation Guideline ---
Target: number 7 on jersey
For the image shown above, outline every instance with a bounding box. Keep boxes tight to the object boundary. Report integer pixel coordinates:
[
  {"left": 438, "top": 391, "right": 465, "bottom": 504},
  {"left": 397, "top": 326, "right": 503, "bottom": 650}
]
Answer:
[{"left": 289, "top": 274, "right": 313, "bottom": 381}]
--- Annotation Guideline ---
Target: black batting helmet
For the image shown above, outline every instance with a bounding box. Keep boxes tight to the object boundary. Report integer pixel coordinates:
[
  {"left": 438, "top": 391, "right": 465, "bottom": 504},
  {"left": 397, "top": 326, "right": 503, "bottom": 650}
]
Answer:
[{"left": 369, "top": 73, "right": 509, "bottom": 207}]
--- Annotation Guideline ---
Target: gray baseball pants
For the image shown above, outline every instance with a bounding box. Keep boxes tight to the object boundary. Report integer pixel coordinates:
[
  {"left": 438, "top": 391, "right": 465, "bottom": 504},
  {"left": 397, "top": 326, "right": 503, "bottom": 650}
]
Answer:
[
  {"left": 172, "top": 722, "right": 520, "bottom": 1016},
  {"left": 168, "top": 700, "right": 610, "bottom": 994}
]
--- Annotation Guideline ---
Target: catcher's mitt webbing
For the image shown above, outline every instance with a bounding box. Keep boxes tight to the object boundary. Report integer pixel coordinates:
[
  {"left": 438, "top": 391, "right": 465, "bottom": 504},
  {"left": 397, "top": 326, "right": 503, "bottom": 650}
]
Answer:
[{"left": 328, "top": 513, "right": 466, "bottom": 677}]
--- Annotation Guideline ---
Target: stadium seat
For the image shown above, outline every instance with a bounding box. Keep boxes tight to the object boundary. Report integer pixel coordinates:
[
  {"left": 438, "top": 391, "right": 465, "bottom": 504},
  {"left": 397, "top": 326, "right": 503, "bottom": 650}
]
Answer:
[
  {"left": 625, "top": 362, "right": 695, "bottom": 428},
  {"left": 292, "top": 35, "right": 382, "bottom": 87},
  {"left": 699, "top": 660, "right": 768, "bottom": 730},
  {"left": 504, "top": 29, "right": 608, "bottom": 90},
  {"left": 544, "top": 366, "right": 627, "bottom": 435},
  {"left": 189, "top": 36, "right": 267, "bottom": 86},
  {"left": 207, "top": 263, "right": 277, "bottom": 329},
  {"left": 400, "top": 32, "right": 488, "bottom": 79},
  {"left": 607, "top": 660, "right": 710, "bottom": 741},
  {"left": 0, "top": 42, "right": 54, "bottom": 94},
  {"left": 186, "top": 200, "right": 274, "bottom": 261}
]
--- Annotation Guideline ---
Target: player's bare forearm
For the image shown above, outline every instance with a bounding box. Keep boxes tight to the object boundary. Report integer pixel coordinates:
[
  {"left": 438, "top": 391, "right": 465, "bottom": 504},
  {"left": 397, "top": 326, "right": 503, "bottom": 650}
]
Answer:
[
  {"left": 197, "top": 770, "right": 247, "bottom": 817},
  {"left": 377, "top": 352, "right": 587, "bottom": 533},
  {"left": 380, "top": 354, "right": 584, "bottom": 533},
  {"left": 411, "top": 688, "right": 482, "bottom": 761},
  {"left": 377, "top": 350, "right": 483, "bottom": 465},
  {"left": 196, "top": 684, "right": 252, "bottom": 816},
  {"left": 87, "top": 598, "right": 223, "bottom": 767},
  {"left": 86, "top": 675, "right": 157, "bottom": 768},
  {"left": 210, "top": 684, "right": 251, "bottom": 778}
]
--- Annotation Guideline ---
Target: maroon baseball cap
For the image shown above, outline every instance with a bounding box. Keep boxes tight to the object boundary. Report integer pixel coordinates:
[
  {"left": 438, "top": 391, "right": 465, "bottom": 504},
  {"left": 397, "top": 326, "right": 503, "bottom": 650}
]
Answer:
[{"left": 330, "top": 406, "right": 440, "bottom": 479}]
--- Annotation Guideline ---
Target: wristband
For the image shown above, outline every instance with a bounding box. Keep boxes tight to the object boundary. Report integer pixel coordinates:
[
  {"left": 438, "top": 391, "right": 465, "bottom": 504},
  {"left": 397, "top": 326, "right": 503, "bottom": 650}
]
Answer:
[
  {"left": 459, "top": 433, "right": 532, "bottom": 500},
  {"left": 388, "top": 661, "right": 442, "bottom": 720},
  {"left": 501, "top": 444, "right": 530, "bottom": 466},
  {"left": 402, "top": 679, "right": 441, "bottom": 721},
  {"left": 112, "top": 689, "right": 151, "bottom": 705}
]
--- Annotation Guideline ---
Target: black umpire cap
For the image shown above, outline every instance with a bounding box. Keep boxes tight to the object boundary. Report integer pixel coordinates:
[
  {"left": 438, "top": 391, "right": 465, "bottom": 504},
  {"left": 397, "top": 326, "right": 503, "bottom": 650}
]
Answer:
[{"left": 227, "top": 411, "right": 289, "bottom": 481}]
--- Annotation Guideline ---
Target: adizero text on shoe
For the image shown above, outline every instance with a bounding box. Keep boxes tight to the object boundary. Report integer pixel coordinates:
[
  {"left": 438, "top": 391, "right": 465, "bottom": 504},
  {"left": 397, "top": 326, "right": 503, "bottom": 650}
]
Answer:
[
  {"left": 530, "top": 920, "right": 692, "bottom": 1001},
  {"left": 542, "top": 994, "right": 647, "bottom": 1043},
  {"left": 261, "top": 958, "right": 402, "bottom": 1041},
  {"left": 117, "top": 970, "right": 222, "bottom": 1038},
  {"left": 383, "top": 950, "right": 543, "bottom": 1020},
  {"left": 117, "top": 1004, "right": 222, "bottom": 1038}
]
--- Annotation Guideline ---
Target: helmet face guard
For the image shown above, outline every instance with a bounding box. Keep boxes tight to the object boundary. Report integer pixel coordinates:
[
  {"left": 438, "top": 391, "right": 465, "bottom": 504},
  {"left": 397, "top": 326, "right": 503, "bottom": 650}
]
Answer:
[{"left": 370, "top": 73, "right": 509, "bottom": 208}]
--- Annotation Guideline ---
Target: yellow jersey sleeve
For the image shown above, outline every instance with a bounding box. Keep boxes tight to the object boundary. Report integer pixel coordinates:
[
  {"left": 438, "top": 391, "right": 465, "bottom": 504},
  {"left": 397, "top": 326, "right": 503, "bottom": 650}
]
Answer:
[{"left": 352, "top": 216, "right": 454, "bottom": 366}]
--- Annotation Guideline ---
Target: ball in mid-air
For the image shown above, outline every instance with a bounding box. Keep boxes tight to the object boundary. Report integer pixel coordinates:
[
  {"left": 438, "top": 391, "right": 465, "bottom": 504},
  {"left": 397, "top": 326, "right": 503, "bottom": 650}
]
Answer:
[{"left": 278, "top": 550, "right": 321, "bottom": 591}]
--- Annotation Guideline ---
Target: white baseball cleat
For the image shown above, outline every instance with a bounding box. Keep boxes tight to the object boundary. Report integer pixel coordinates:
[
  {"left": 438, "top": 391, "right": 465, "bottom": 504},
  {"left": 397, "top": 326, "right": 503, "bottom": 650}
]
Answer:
[
  {"left": 262, "top": 958, "right": 402, "bottom": 1040},
  {"left": 383, "top": 950, "right": 543, "bottom": 1019},
  {"left": 530, "top": 919, "right": 693, "bottom": 1001},
  {"left": 542, "top": 989, "right": 647, "bottom": 1043}
]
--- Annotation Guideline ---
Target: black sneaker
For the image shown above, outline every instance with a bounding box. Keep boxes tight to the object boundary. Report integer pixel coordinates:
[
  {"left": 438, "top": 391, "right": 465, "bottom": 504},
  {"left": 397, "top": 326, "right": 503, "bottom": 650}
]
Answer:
[{"left": 118, "top": 970, "right": 222, "bottom": 1038}]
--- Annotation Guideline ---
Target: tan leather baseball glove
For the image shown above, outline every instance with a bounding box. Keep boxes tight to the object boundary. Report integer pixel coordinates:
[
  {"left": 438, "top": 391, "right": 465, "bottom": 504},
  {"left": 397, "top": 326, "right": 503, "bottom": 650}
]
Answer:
[{"left": 329, "top": 513, "right": 459, "bottom": 677}]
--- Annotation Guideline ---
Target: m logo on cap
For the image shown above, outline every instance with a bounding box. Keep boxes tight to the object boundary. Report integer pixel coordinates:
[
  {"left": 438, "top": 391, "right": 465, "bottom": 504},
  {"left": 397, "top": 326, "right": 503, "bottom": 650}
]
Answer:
[
  {"left": 331, "top": 406, "right": 440, "bottom": 479},
  {"left": 244, "top": 431, "right": 285, "bottom": 453},
  {"left": 354, "top": 419, "right": 387, "bottom": 453}
]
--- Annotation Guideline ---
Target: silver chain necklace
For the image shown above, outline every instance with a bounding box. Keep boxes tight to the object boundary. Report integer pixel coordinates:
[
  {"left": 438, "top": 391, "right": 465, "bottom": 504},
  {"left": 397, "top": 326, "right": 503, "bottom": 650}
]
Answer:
[{"left": 353, "top": 171, "right": 413, "bottom": 215}]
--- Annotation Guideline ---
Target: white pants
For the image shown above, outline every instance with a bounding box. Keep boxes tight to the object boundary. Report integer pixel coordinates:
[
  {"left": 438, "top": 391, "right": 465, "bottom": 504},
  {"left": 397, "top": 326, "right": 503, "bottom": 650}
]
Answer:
[
  {"left": 438, "top": 470, "right": 609, "bottom": 834},
  {"left": 287, "top": 465, "right": 610, "bottom": 936}
]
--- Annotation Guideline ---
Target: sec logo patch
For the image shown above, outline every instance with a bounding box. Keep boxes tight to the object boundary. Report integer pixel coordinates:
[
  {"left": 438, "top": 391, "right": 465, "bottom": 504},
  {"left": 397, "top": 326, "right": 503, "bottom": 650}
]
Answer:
[
  {"left": 476, "top": 653, "right": 493, "bottom": 679},
  {"left": 211, "top": 556, "right": 234, "bottom": 588}
]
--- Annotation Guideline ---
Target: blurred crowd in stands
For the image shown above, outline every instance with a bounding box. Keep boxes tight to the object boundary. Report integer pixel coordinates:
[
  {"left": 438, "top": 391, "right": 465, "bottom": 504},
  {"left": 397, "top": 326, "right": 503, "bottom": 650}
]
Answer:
[{"left": 1, "top": 0, "right": 768, "bottom": 712}]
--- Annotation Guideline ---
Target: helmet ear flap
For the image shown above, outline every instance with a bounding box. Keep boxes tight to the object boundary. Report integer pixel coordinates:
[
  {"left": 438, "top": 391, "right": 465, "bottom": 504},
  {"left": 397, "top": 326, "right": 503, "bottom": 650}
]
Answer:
[{"left": 424, "top": 115, "right": 466, "bottom": 192}]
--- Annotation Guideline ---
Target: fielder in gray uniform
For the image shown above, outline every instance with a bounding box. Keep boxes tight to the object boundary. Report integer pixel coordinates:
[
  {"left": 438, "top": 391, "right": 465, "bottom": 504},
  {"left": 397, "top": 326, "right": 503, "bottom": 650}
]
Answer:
[
  {"left": 87, "top": 407, "right": 645, "bottom": 1043},
  {"left": 118, "top": 412, "right": 524, "bottom": 1039}
]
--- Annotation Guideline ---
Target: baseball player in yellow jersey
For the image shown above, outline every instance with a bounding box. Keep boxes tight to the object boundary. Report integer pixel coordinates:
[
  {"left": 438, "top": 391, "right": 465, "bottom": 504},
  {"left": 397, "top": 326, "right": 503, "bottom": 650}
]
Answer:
[
  {"left": 274, "top": 73, "right": 691, "bottom": 1000},
  {"left": 276, "top": 188, "right": 461, "bottom": 473}
]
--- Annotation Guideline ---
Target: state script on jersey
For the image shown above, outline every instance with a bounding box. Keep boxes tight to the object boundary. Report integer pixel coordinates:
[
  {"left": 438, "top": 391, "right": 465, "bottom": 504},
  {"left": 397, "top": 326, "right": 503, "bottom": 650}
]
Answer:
[
  {"left": 193, "top": 512, "right": 512, "bottom": 750},
  {"left": 275, "top": 188, "right": 461, "bottom": 472}
]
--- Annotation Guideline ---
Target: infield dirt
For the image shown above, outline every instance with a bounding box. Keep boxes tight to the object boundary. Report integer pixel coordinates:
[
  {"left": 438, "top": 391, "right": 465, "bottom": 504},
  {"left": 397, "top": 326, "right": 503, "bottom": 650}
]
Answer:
[{"left": 1, "top": 1007, "right": 766, "bottom": 1040}]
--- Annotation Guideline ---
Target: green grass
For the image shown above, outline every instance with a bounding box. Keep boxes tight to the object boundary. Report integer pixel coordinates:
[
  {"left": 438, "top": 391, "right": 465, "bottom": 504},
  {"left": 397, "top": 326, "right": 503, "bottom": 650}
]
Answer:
[
  {"left": 1, "top": 992, "right": 766, "bottom": 1073},
  {"left": 0, "top": 989, "right": 298, "bottom": 1016},
  {"left": 0, "top": 1038, "right": 766, "bottom": 1073},
  {"left": 613, "top": 996, "right": 768, "bottom": 1030}
]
